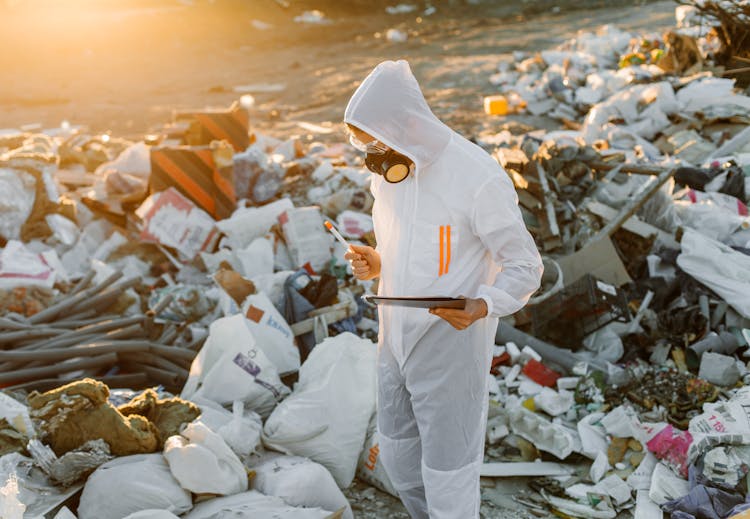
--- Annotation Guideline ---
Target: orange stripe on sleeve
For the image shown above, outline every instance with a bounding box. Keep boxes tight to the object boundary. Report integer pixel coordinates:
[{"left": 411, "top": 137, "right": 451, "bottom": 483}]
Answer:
[
  {"left": 439, "top": 225, "right": 445, "bottom": 277},
  {"left": 445, "top": 225, "right": 451, "bottom": 274}
]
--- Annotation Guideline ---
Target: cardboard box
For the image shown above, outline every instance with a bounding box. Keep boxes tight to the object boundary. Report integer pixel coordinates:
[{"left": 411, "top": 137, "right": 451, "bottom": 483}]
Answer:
[
  {"left": 149, "top": 145, "right": 236, "bottom": 220},
  {"left": 174, "top": 102, "right": 252, "bottom": 152}
]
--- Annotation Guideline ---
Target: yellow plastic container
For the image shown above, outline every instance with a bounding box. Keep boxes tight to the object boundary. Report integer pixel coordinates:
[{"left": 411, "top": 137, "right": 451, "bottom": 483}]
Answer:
[{"left": 484, "top": 95, "right": 509, "bottom": 116}]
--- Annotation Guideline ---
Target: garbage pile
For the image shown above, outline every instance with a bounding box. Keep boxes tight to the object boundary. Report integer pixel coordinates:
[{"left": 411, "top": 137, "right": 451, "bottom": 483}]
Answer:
[{"left": 1, "top": 2, "right": 750, "bottom": 518}]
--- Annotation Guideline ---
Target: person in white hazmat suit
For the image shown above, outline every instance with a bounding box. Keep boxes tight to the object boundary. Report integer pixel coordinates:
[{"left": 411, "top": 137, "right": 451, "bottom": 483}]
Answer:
[{"left": 343, "top": 60, "right": 543, "bottom": 518}]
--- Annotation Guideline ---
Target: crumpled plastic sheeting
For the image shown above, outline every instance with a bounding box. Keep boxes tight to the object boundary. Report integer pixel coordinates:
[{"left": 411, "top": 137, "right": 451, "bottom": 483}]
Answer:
[
  {"left": 677, "top": 229, "right": 750, "bottom": 318},
  {"left": 0, "top": 169, "right": 36, "bottom": 241},
  {"left": 28, "top": 378, "right": 159, "bottom": 457},
  {"left": 663, "top": 485, "right": 746, "bottom": 519}
]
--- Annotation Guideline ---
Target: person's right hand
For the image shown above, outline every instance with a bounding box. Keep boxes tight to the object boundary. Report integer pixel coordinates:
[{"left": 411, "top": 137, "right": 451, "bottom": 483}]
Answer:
[{"left": 344, "top": 244, "right": 381, "bottom": 280}]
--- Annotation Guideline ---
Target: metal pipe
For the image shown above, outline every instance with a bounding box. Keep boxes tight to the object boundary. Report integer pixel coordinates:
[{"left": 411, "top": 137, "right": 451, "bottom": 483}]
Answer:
[
  {"left": 0, "top": 318, "right": 34, "bottom": 330},
  {"left": 20, "top": 316, "right": 144, "bottom": 351},
  {"left": 0, "top": 353, "right": 118, "bottom": 385},
  {"left": 0, "top": 340, "right": 191, "bottom": 362},
  {"left": 28, "top": 271, "right": 124, "bottom": 324},
  {"left": 119, "top": 361, "right": 185, "bottom": 389},
  {"left": 66, "top": 277, "right": 140, "bottom": 315},
  {"left": 1, "top": 373, "right": 149, "bottom": 394},
  {"left": 52, "top": 314, "right": 119, "bottom": 329},
  {"left": 69, "top": 270, "right": 96, "bottom": 296},
  {"left": 0, "top": 328, "right": 67, "bottom": 345},
  {"left": 118, "top": 352, "right": 189, "bottom": 380},
  {"left": 147, "top": 293, "right": 174, "bottom": 317},
  {"left": 495, "top": 321, "right": 608, "bottom": 375}
]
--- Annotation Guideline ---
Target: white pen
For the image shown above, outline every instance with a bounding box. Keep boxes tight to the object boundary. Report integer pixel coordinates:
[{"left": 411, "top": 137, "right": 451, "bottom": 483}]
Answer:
[{"left": 324, "top": 220, "right": 353, "bottom": 252}]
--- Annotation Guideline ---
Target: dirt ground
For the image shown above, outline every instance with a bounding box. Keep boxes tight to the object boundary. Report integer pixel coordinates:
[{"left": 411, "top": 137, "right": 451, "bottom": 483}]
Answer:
[
  {"left": 1, "top": 1, "right": 679, "bottom": 517},
  {"left": 2, "top": 0, "right": 675, "bottom": 143}
]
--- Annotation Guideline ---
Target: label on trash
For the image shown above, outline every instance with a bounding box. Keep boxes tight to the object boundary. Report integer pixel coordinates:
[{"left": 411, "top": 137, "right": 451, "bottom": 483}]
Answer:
[
  {"left": 233, "top": 351, "right": 282, "bottom": 398},
  {"left": 245, "top": 305, "right": 264, "bottom": 323}
]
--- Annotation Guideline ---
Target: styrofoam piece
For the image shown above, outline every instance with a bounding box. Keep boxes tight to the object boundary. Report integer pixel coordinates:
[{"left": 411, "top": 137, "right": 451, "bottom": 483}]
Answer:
[
  {"left": 520, "top": 345, "right": 542, "bottom": 363},
  {"left": 507, "top": 406, "right": 576, "bottom": 459},
  {"left": 505, "top": 342, "right": 521, "bottom": 364},
  {"left": 557, "top": 377, "right": 580, "bottom": 391}
]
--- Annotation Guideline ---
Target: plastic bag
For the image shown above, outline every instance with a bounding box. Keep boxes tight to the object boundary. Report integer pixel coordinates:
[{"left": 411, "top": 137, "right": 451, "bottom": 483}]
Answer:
[
  {"left": 216, "top": 198, "right": 294, "bottom": 250},
  {"left": 181, "top": 314, "right": 290, "bottom": 418},
  {"left": 677, "top": 229, "right": 750, "bottom": 319},
  {"left": 216, "top": 401, "right": 263, "bottom": 459},
  {"left": 252, "top": 454, "right": 352, "bottom": 519},
  {"left": 0, "top": 168, "right": 36, "bottom": 241},
  {"left": 263, "top": 333, "right": 377, "bottom": 487},
  {"left": 0, "top": 241, "right": 58, "bottom": 290},
  {"left": 241, "top": 292, "right": 300, "bottom": 375},
  {"left": 123, "top": 511, "right": 180, "bottom": 519},
  {"left": 189, "top": 397, "right": 262, "bottom": 460},
  {"left": 0, "top": 474, "right": 25, "bottom": 519},
  {"left": 163, "top": 421, "right": 248, "bottom": 496},
  {"left": 78, "top": 454, "right": 192, "bottom": 519}
]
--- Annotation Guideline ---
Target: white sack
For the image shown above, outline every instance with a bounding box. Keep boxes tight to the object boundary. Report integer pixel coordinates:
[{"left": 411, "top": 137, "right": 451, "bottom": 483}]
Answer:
[
  {"left": 181, "top": 315, "right": 290, "bottom": 418},
  {"left": 182, "top": 491, "right": 332, "bottom": 519},
  {"left": 676, "top": 229, "right": 750, "bottom": 318},
  {"left": 164, "top": 421, "right": 248, "bottom": 496},
  {"left": 0, "top": 169, "right": 35, "bottom": 241},
  {"left": 122, "top": 511, "right": 180, "bottom": 519},
  {"left": 189, "top": 398, "right": 262, "bottom": 459},
  {"left": 241, "top": 292, "right": 300, "bottom": 374},
  {"left": 263, "top": 333, "right": 377, "bottom": 487},
  {"left": 78, "top": 454, "right": 192, "bottom": 519},
  {"left": 252, "top": 454, "right": 352, "bottom": 519},
  {"left": 216, "top": 198, "right": 294, "bottom": 250}
]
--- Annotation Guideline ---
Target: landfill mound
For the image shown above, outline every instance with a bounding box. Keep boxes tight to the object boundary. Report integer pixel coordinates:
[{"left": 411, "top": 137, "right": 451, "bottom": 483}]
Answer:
[{"left": 1, "top": 2, "right": 750, "bottom": 519}]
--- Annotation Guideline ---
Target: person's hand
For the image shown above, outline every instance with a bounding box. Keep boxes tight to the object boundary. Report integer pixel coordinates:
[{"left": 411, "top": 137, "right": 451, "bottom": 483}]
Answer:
[
  {"left": 344, "top": 244, "right": 381, "bottom": 280},
  {"left": 429, "top": 298, "right": 488, "bottom": 331}
]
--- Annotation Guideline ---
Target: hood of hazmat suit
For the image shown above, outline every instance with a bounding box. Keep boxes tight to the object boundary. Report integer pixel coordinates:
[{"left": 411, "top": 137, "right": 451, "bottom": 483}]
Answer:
[{"left": 344, "top": 60, "right": 543, "bottom": 519}]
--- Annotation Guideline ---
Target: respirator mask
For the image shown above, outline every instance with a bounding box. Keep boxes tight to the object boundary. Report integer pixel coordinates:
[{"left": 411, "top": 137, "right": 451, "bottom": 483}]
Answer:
[{"left": 349, "top": 134, "right": 413, "bottom": 184}]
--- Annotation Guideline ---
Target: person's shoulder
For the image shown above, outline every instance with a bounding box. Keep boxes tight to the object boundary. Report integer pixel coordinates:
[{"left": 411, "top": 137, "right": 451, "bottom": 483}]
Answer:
[{"left": 446, "top": 135, "right": 508, "bottom": 187}]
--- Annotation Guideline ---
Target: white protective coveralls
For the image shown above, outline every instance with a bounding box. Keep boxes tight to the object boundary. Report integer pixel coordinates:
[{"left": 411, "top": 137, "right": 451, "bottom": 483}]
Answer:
[{"left": 344, "top": 60, "right": 543, "bottom": 518}]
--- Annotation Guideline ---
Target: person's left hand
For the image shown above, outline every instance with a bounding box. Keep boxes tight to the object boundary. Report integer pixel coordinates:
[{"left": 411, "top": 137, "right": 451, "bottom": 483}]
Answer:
[{"left": 429, "top": 298, "right": 488, "bottom": 331}]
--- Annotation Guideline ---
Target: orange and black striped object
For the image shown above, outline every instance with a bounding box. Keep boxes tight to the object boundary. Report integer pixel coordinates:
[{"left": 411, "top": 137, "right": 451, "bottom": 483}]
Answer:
[
  {"left": 149, "top": 146, "right": 236, "bottom": 220},
  {"left": 175, "top": 103, "right": 252, "bottom": 152}
]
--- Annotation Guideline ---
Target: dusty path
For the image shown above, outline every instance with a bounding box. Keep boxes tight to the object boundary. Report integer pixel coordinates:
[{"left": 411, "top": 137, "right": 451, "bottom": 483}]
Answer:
[
  {"left": 1, "top": 2, "right": 678, "bottom": 517},
  {"left": 1, "top": 1, "right": 675, "bottom": 142}
]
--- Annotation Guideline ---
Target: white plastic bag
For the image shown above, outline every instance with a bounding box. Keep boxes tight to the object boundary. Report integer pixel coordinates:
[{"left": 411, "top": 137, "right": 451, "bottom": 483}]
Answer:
[
  {"left": 263, "top": 333, "right": 377, "bottom": 487},
  {"left": 235, "top": 237, "right": 274, "bottom": 278},
  {"left": 78, "top": 454, "right": 192, "bottom": 519},
  {"left": 189, "top": 398, "right": 262, "bottom": 459},
  {"left": 163, "top": 421, "right": 248, "bottom": 496},
  {"left": 216, "top": 198, "right": 294, "bottom": 250},
  {"left": 182, "top": 490, "right": 333, "bottom": 519},
  {"left": 181, "top": 314, "right": 290, "bottom": 418},
  {"left": 216, "top": 401, "right": 263, "bottom": 459},
  {"left": 0, "top": 241, "right": 58, "bottom": 289},
  {"left": 677, "top": 229, "right": 750, "bottom": 319},
  {"left": 0, "top": 168, "right": 35, "bottom": 241},
  {"left": 252, "top": 454, "right": 352, "bottom": 519},
  {"left": 122, "top": 511, "right": 180, "bottom": 519},
  {"left": 241, "top": 292, "right": 300, "bottom": 374},
  {"left": 0, "top": 474, "right": 25, "bottom": 519}
]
